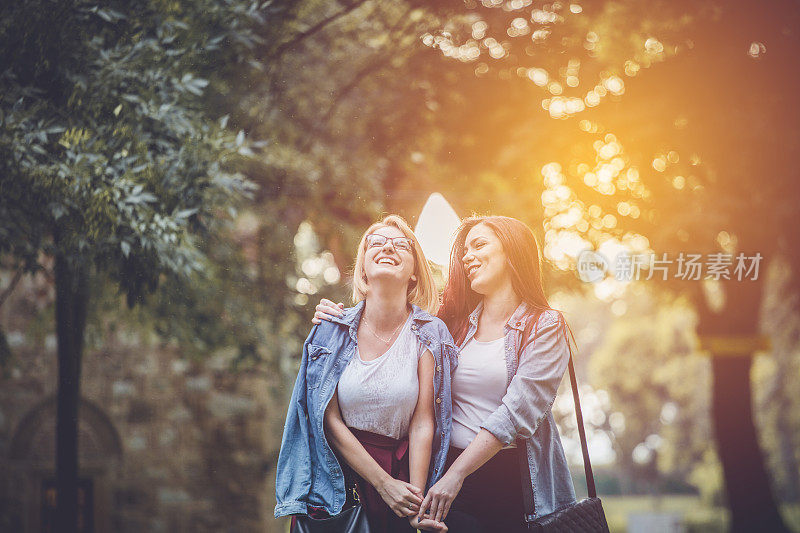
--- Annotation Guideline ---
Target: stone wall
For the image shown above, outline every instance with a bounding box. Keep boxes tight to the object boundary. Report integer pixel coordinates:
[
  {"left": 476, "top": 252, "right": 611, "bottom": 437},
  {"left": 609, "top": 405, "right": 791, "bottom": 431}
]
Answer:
[{"left": 0, "top": 273, "right": 293, "bottom": 533}]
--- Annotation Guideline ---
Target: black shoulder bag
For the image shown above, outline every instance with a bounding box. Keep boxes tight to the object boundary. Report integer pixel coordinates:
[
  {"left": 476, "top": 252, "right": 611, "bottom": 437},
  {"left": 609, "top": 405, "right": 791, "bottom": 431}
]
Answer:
[
  {"left": 515, "top": 320, "right": 610, "bottom": 532},
  {"left": 290, "top": 485, "right": 371, "bottom": 533}
]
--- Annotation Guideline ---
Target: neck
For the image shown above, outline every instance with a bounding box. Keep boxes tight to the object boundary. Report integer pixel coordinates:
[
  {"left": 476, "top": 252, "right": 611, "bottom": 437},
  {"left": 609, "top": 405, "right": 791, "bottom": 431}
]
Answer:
[
  {"left": 363, "top": 284, "right": 410, "bottom": 329},
  {"left": 481, "top": 280, "right": 522, "bottom": 324}
]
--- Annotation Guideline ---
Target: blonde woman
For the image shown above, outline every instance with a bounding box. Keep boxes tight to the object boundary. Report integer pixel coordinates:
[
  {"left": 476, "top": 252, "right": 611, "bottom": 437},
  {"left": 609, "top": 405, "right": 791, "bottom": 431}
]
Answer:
[{"left": 275, "top": 215, "right": 457, "bottom": 532}]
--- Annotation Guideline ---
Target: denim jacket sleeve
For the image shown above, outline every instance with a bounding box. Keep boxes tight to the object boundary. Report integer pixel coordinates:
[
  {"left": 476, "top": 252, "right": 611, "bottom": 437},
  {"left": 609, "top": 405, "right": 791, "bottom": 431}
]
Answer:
[
  {"left": 480, "top": 311, "right": 570, "bottom": 446},
  {"left": 274, "top": 325, "right": 318, "bottom": 517}
]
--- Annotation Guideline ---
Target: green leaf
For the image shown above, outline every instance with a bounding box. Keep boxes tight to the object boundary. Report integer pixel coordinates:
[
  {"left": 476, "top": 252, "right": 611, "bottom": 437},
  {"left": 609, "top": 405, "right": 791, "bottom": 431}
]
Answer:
[
  {"left": 95, "top": 8, "right": 126, "bottom": 23},
  {"left": 176, "top": 208, "right": 198, "bottom": 219}
]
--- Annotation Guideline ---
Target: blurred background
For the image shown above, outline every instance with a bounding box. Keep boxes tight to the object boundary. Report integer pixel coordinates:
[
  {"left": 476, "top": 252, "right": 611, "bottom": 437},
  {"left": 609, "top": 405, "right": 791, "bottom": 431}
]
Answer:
[{"left": 1, "top": 0, "right": 799, "bottom": 532}]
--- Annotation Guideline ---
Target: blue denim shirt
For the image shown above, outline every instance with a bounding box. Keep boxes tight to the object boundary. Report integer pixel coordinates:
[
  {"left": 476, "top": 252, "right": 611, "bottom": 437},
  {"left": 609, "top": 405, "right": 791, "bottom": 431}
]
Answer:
[
  {"left": 274, "top": 301, "right": 459, "bottom": 518},
  {"left": 468, "top": 301, "right": 577, "bottom": 518}
]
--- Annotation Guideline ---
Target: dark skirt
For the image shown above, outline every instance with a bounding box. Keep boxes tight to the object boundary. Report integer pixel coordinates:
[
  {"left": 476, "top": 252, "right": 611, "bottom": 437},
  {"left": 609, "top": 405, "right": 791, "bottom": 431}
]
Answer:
[
  {"left": 444, "top": 445, "right": 528, "bottom": 533},
  {"left": 292, "top": 428, "right": 414, "bottom": 533},
  {"left": 348, "top": 428, "right": 415, "bottom": 533}
]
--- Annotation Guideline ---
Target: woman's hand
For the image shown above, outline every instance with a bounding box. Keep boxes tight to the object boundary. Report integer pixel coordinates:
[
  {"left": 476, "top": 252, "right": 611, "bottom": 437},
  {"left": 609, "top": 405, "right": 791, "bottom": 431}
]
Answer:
[
  {"left": 419, "top": 429, "right": 505, "bottom": 523},
  {"left": 409, "top": 514, "right": 448, "bottom": 532},
  {"left": 377, "top": 477, "right": 423, "bottom": 517},
  {"left": 312, "top": 298, "right": 345, "bottom": 324},
  {"left": 417, "top": 472, "right": 464, "bottom": 523}
]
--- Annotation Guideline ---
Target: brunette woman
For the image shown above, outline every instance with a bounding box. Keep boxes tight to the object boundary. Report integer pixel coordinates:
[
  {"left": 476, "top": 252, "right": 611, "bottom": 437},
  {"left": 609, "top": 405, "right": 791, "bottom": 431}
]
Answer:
[
  {"left": 275, "top": 215, "right": 456, "bottom": 533},
  {"left": 314, "top": 216, "right": 577, "bottom": 532}
]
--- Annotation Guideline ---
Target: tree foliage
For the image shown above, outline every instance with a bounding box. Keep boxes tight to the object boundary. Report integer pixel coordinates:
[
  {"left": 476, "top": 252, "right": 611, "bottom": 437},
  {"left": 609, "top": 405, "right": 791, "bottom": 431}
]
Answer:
[{"left": 0, "top": 0, "right": 261, "bottom": 303}]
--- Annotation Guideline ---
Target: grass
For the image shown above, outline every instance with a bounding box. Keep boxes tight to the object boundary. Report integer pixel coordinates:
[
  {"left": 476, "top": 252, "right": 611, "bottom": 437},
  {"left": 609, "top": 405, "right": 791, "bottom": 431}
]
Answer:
[{"left": 601, "top": 495, "right": 800, "bottom": 532}]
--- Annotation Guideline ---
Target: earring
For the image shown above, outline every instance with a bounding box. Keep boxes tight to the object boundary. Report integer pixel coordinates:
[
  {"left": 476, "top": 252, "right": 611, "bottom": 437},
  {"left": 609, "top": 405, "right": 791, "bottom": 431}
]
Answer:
[{"left": 411, "top": 275, "right": 417, "bottom": 281}]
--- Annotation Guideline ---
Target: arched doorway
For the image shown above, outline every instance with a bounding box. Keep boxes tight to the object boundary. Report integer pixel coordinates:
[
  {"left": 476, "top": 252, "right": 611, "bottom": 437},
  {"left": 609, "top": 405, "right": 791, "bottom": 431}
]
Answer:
[{"left": 5, "top": 395, "right": 122, "bottom": 532}]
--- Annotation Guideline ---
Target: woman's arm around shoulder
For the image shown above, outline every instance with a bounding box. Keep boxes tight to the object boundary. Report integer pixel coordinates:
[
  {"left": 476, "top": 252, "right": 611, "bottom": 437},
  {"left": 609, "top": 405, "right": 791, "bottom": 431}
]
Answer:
[{"left": 312, "top": 298, "right": 345, "bottom": 324}]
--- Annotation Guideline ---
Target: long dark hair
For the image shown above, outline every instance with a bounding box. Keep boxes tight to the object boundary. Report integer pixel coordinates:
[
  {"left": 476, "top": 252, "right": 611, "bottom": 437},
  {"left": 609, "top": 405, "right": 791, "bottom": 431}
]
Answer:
[{"left": 437, "top": 216, "right": 572, "bottom": 350}]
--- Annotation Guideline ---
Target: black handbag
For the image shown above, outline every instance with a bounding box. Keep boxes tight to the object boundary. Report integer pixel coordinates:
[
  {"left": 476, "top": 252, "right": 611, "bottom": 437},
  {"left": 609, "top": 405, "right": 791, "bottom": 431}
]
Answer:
[
  {"left": 516, "top": 335, "right": 610, "bottom": 532},
  {"left": 291, "top": 485, "right": 372, "bottom": 533},
  {"left": 291, "top": 504, "right": 372, "bottom": 533}
]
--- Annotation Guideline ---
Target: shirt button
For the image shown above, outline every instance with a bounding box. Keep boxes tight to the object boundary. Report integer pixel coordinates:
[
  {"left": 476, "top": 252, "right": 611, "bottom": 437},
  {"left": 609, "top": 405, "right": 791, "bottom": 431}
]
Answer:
[
  {"left": 436, "top": 397, "right": 442, "bottom": 404},
  {"left": 411, "top": 324, "right": 418, "bottom": 330},
  {"left": 436, "top": 365, "right": 442, "bottom": 372}
]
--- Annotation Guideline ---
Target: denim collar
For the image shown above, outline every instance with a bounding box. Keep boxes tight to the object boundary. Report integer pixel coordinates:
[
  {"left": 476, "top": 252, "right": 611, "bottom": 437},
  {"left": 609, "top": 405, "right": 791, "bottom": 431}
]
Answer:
[
  {"left": 468, "top": 300, "right": 531, "bottom": 332},
  {"left": 329, "top": 300, "right": 434, "bottom": 341}
]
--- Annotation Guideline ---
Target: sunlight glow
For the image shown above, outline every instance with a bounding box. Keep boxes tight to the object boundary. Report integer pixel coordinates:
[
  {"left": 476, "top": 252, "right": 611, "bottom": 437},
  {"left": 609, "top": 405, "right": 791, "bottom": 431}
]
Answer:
[
  {"left": 645, "top": 37, "right": 664, "bottom": 54},
  {"left": 603, "top": 75, "right": 625, "bottom": 95},
  {"left": 528, "top": 67, "right": 549, "bottom": 86},
  {"left": 748, "top": 41, "right": 766, "bottom": 59}
]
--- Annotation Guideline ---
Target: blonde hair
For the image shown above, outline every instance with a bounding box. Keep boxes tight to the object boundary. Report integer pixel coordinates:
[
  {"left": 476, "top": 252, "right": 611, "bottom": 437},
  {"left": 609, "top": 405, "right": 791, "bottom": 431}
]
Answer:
[{"left": 351, "top": 215, "right": 440, "bottom": 314}]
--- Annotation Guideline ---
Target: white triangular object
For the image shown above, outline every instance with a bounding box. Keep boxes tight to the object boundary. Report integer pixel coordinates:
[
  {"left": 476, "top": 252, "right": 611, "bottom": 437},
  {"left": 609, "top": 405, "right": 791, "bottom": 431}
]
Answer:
[{"left": 414, "top": 193, "right": 460, "bottom": 266}]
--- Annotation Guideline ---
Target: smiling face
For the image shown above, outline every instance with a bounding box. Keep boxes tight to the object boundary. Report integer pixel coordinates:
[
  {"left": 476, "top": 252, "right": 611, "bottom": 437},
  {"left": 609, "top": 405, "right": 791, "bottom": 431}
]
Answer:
[
  {"left": 362, "top": 225, "right": 416, "bottom": 288},
  {"left": 352, "top": 215, "right": 440, "bottom": 313},
  {"left": 461, "top": 222, "right": 511, "bottom": 295}
]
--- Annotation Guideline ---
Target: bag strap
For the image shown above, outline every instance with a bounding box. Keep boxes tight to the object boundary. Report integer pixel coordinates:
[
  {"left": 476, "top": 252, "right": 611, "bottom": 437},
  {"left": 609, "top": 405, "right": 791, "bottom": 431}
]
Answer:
[
  {"left": 566, "top": 355, "right": 598, "bottom": 499},
  {"left": 515, "top": 315, "right": 597, "bottom": 523}
]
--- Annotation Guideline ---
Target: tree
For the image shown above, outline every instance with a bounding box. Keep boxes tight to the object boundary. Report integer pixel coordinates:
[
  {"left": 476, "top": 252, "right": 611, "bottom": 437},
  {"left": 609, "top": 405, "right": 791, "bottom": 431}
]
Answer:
[{"left": 0, "top": 1, "right": 267, "bottom": 529}]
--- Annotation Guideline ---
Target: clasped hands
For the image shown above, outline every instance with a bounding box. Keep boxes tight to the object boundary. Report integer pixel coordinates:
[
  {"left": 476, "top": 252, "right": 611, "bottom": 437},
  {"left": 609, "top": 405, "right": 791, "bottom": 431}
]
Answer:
[{"left": 379, "top": 472, "right": 464, "bottom": 532}]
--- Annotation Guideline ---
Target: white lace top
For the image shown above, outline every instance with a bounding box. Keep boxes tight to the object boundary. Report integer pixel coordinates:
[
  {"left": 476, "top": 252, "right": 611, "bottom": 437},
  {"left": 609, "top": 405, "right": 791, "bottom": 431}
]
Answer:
[{"left": 337, "top": 314, "right": 423, "bottom": 439}]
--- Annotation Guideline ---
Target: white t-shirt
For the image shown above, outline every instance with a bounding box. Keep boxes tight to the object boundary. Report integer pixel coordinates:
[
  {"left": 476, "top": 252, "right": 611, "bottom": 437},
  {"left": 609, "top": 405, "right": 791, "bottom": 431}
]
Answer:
[
  {"left": 337, "top": 314, "right": 423, "bottom": 439},
  {"left": 451, "top": 336, "right": 514, "bottom": 449}
]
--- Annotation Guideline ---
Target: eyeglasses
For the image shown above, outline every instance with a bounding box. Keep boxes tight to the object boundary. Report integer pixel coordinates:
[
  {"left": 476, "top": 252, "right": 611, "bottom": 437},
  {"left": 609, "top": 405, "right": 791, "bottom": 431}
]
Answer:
[{"left": 365, "top": 234, "right": 414, "bottom": 252}]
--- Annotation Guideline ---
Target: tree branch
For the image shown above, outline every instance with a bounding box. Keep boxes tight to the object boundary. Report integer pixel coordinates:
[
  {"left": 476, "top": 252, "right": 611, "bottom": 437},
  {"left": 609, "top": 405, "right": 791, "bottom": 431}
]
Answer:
[
  {"left": 299, "top": 6, "right": 417, "bottom": 150},
  {"left": 0, "top": 268, "right": 23, "bottom": 309},
  {"left": 269, "top": 0, "right": 371, "bottom": 61}
]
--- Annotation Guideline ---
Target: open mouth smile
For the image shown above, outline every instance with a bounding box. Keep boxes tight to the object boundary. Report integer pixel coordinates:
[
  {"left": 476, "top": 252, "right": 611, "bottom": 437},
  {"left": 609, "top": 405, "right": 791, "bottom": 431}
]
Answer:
[
  {"left": 466, "top": 264, "right": 480, "bottom": 277},
  {"left": 376, "top": 256, "right": 399, "bottom": 266}
]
